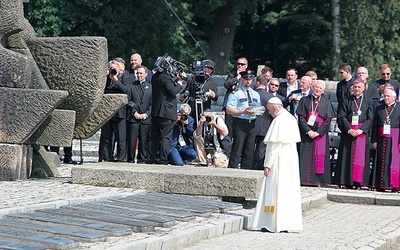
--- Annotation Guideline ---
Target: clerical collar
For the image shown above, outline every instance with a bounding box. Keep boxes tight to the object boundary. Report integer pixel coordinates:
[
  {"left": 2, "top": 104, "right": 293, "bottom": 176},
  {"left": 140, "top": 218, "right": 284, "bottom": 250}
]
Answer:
[
  {"left": 312, "top": 94, "right": 320, "bottom": 99},
  {"left": 387, "top": 102, "right": 396, "bottom": 107}
]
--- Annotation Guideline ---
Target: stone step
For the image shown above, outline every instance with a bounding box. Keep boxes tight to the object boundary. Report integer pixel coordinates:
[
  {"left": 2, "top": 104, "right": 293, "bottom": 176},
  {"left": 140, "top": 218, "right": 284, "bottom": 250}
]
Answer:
[{"left": 0, "top": 192, "right": 240, "bottom": 249}]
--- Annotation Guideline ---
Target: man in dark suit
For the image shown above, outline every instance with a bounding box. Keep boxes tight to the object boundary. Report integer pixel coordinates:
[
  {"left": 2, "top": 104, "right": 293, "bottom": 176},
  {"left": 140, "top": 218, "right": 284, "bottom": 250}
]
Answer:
[
  {"left": 267, "top": 78, "right": 286, "bottom": 101},
  {"left": 149, "top": 65, "right": 184, "bottom": 164},
  {"left": 99, "top": 60, "right": 128, "bottom": 162},
  {"left": 253, "top": 75, "right": 274, "bottom": 170},
  {"left": 120, "top": 53, "right": 152, "bottom": 86},
  {"left": 336, "top": 63, "right": 353, "bottom": 109},
  {"left": 283, "top": 76, "right": 313, "bottom": 119},
  {"left": 278, "top": 68, "right": 300, "bottom": 97},
  {"left": 370, "top": 63, "right": 400, "bottom": 99},
  {"left": 126, "top": 66, "right": 152, "bottom": 163}
]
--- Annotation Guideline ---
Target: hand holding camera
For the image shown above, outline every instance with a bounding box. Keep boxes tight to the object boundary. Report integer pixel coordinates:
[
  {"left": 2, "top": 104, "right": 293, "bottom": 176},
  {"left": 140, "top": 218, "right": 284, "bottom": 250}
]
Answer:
[{"left": 108, "top": 67, "right": 118, "bottom": 82}]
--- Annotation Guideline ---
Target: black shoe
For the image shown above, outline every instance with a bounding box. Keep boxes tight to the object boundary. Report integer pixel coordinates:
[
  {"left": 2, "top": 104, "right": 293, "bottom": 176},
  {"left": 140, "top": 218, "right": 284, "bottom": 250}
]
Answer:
[
  {"left": 63, "top": 158, "right": 78, "bottom": 165},
  {"left": 261, "top": 227, "right": 272, "bottom": 233}
]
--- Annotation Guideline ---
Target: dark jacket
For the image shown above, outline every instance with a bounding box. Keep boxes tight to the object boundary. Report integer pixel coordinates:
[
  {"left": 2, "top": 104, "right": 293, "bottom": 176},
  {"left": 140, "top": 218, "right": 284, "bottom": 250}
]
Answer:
[
  {"left": 126, "top": 79, "right": 152, "bottom": 125},
  {"left": 151, "top": 72, "right": 183, "bottom": 120},
  {"left": 254, "top": 88, "right": 274, "bottom": 136},
  {"left": 104, "top": 74, "right": 127, "bottom": 119}
]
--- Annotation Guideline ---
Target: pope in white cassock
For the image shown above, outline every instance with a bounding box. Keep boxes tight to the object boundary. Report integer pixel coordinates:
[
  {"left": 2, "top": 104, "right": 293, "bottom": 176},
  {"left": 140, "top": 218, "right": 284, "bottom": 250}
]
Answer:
[{"left": 252, "top": 97, "right": 303, "bottom": 233}]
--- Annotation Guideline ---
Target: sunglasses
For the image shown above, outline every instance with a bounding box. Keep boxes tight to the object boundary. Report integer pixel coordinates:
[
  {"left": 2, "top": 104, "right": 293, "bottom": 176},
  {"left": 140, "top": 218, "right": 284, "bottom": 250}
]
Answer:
[
  {"left": 237, "top": 63, "right": 246, "bottom": 66},
  {"left": 382, "top": 73, "right": 391, "bottom": 76},
  {"left": 339, "top": 71, "right": 345, "bottom": 74},
  {"left": 270, "top": 84, "right": 279, "bottom": 87}
]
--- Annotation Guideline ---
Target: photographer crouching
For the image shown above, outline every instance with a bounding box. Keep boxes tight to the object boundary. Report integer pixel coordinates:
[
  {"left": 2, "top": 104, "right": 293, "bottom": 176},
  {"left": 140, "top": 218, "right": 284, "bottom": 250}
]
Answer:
[
  {"left": 193, "top": 110, "right": 231, "bottom": 167},
  {"left": 168, "top": 104, "right": 197, "bottom": 166}
]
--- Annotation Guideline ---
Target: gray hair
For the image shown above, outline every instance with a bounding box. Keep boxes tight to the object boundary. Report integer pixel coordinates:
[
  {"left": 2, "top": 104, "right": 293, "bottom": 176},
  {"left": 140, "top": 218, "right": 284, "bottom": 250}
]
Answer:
[{"left": 180, "top": 103, "right": 191, "bottom": 113}]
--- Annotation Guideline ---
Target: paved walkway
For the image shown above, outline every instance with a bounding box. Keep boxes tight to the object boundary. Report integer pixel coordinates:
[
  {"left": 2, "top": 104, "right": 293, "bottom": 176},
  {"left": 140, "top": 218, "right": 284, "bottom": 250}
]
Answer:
[
  {"left": 2, "top": 165, "right": 400, "bottom": 249},
  {"left": 185, "top": 201, "right": 400, "bottom": 250}
]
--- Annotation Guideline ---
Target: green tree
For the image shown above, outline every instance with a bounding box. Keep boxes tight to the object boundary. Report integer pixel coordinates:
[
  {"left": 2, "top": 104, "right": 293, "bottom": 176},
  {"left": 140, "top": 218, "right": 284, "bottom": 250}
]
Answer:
[{"left": 340, "top": 0, "right": 400, "bottom": 80}]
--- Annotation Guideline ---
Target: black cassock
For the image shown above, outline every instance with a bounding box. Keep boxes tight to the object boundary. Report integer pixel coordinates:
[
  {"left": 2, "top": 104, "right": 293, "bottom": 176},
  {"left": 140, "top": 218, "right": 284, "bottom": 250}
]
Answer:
[
  {"left": 334, "top": 94, "right": 374, "bottom": 187},
  {"left": 296, "top": 94, "right": 335, "bottom": 186},
  {"left": 370, "top": 103, "right": 400, "bottom": 190}
]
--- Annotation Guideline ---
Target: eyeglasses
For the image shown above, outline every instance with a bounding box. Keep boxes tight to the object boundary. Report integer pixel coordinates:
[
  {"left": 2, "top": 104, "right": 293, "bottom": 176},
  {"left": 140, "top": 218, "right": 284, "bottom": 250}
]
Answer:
[
  {"left": 339, "top": 71, "right": 345, "bottom": 74},
  {"left": 382, "top": 73, "right": 391, "bottom": 76},
  {"left": 270, "top": 84, "right": 279, "bottom": 87},
  {"left": 236, "top": 63, "right": 246, "bottom": 66}
]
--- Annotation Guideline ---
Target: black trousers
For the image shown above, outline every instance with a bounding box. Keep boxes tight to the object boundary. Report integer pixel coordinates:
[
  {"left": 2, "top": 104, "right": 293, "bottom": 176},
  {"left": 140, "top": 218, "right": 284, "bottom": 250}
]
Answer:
[
  {"left": 252, "top": 135, "right": 266, "bottom": 170},
  {"left": 228, "top": 118, "right": 256, "bottom": 169},
  {"left": 99, "top": 117, "right": 127, "bottom": 162},
  {"left": 149, "top": 117, "right": 174, "bottom": 164},
  {"left": 224, "top": 113, "right": 234, "bottom": 138},
  {"left": 127, "top": 121, "right": 150, "bottom": 162}
]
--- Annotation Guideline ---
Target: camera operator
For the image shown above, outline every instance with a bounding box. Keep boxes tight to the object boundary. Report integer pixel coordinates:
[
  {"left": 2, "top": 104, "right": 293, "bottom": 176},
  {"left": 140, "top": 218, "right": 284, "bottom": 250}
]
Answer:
[
  {"left": 167, "top": 104, "right": 197, "bottom": 166},
  {"left": 179, "top": 59, "right": 218, "bottom": 122},
  {"left": 193, "top": 110, "right": 230, "bottom": 168},
  {"left": 148, "top": 55, "right": 185, "bottom": 165},
  {"left": 99, "top": 60, "right": 128, "bottom": 162}
]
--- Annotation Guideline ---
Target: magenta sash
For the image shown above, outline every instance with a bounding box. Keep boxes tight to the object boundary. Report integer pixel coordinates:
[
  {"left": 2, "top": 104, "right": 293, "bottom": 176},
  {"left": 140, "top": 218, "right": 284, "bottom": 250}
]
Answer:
[
  {"left": 378, "top": 127, "right": 400, "bottom": 188},
  {"left": 313, "top": 115, "right": 326, "bottom": 174},
  {"left": 351, "top": 123, "right": 366, "bottom": 182}
]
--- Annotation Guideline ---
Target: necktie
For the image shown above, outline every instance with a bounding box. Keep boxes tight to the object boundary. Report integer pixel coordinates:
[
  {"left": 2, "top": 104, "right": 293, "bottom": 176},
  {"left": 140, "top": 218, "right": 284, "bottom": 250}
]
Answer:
[
  {"left": 247, "top": 90, "right": 253, "bottom": 105},
  {"left": 302, "top": 92, "right": 307, "bottom": 97}
]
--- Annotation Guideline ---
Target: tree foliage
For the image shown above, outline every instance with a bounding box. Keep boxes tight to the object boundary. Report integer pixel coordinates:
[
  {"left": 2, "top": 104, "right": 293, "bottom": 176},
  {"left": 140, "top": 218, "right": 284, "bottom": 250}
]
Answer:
[
  {"left": 24, "top": 0, "right": 400, "bottom": 79},
  {"left": 340, "top": 0, "right": 400, "bottom": 79}
]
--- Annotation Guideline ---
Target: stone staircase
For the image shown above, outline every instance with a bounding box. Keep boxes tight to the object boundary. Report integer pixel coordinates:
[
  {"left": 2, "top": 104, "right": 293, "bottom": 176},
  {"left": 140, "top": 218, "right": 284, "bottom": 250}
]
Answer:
[{"left": 0, "top": 192, "right": 242, "bottom": 249}]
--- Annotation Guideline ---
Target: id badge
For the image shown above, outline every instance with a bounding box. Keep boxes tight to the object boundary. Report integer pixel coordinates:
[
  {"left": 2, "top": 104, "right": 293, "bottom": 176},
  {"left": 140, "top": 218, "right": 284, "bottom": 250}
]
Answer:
[
  {"left": 351, "top": 115, "right": 359, "bottom": 126},
  {"left": 307, "top": 114, "right": 316, "bottom": 126},
  {"left": 383, "top": 124, "right": 391, "bottom": 135},
  {"left": 178, "top": 135, "right": 186, "bottom": 146}
]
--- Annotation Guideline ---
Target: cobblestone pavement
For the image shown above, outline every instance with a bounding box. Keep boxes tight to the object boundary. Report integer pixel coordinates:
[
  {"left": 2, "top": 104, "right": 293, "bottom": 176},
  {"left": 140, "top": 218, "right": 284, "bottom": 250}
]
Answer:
[
  {"left": 184, "top": 202, "right": 400, "bottom": 250},
  {"left": 2, "top": 165, "right": 400, "bottom": 249}
]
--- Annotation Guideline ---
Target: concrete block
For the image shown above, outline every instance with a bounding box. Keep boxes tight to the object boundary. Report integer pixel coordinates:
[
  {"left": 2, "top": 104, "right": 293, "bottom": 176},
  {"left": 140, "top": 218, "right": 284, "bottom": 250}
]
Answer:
[
  {"left": 26, "top": 109, "right": 75, "bottom": 147},
  {"left": 0, "top": 143, "right": 32, "bottom": 180},
  {"left": 327, "top": 191, "right": 375, "bottom": 205},
  {"left": 0, "top": 88, "right": 68, "bottom": 144},
  {"left": 375, "top": 195, "right": 400, "bottom": 206},
  {"left": 72, "top": 164, "right": 263, "bottom": 199},
  {"left": 31, "top": 145, "right": 60, "bottom": 178},
  {"left": 27, "top": 36, "right": 108, "bottom": 127},
  {"left": 73, "top": 93, "right": 128, "bottom": 139}
]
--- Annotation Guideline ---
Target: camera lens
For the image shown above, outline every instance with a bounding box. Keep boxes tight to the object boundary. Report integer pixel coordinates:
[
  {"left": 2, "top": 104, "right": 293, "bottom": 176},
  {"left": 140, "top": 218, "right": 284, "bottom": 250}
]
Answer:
[
  {"left": 180, "top": 115, "right": 188, "bottom": 121},
  {"left": 109, "top": 67, "right": 117, "bottom": 76},
  {"left": 205, "top": 116, "right": 212, "bottom": 123}
]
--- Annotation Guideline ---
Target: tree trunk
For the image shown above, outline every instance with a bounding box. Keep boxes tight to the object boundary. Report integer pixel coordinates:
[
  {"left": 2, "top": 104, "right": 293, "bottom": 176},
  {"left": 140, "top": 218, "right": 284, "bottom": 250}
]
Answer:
[
  {"left": 331, "top": 0, "right": 340, "bottom": 79},
  {"left": 208, "top": 0, "right": 237, "bottom": 74}
]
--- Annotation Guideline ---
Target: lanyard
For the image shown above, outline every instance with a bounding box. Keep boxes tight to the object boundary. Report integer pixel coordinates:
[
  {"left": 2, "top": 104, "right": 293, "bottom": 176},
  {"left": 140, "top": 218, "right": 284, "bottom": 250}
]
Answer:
[
  {"left": 311, "top": 96, "right": 320, "bottom": 113},
  {"left": 385, "top": 103, "right": 396, "bottom": 124},
  {"left": 353, "top": 95, "right": 364, "bottom": 115}
]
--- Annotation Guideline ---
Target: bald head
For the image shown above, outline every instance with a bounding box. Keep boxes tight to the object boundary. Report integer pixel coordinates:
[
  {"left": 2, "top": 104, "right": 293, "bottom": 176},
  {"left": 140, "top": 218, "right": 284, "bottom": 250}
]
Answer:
[{"left": 300, "top": 76, "right": 312, "bottom": 91}]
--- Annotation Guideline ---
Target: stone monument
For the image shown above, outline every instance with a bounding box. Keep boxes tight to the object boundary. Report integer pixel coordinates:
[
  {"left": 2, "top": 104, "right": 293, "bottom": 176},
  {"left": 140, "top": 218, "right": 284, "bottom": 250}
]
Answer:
[{"left": 0, "top": 0, "right": 127, "bottom": 180}]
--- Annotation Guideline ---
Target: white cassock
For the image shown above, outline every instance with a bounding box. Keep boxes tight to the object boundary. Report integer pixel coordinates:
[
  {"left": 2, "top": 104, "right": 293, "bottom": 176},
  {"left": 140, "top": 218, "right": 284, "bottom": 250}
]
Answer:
[{"left": 252, "top": 108, "right": 303, "bottom": 232}]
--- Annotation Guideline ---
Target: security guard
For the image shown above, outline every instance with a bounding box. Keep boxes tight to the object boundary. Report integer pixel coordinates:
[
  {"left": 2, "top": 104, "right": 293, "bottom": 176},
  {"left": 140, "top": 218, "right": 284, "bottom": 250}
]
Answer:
[{"left": 226, "top": 70, "right": 261, "bottom": 169}]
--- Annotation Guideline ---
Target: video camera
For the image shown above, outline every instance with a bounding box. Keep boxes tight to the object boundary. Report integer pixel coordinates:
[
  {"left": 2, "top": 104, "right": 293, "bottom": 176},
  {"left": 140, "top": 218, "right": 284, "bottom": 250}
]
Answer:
[
  {"left": 154, "top": 53, "right": 186, "bottom": 80},
  {"left": 182, "top": 59, "right": 216, "bottom": 102}
]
